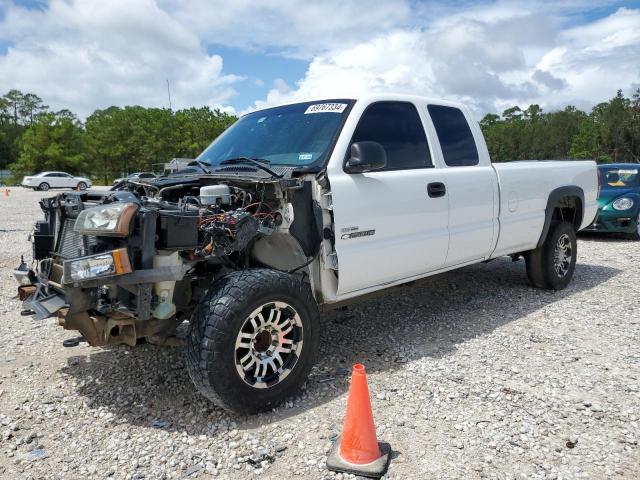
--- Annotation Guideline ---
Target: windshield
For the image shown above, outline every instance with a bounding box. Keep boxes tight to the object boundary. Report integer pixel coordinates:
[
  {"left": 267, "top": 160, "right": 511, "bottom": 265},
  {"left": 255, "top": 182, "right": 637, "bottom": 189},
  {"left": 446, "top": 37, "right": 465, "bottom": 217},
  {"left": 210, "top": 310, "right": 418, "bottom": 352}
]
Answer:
[
  {"left": 197, "top": 100, "right": 353, "bottom": 168},
  {"left": 599, "top": 166, "right": 640, "bottom": 188}
]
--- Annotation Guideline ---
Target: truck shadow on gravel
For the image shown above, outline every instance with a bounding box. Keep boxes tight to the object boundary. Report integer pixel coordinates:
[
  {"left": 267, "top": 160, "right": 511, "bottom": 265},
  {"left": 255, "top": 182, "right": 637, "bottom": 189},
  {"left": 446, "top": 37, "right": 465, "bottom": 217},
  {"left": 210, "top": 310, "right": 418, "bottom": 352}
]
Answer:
[{"left": 60, "top": 256, "right": 619, "bottom": 434}]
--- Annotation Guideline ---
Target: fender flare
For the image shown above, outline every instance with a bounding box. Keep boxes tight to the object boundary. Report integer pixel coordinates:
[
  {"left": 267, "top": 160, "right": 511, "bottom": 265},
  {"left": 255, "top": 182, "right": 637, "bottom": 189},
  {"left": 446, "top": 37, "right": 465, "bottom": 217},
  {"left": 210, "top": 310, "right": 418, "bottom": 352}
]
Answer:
[{"left": 537, "top": 186, "right": 584, "bottom": 248}]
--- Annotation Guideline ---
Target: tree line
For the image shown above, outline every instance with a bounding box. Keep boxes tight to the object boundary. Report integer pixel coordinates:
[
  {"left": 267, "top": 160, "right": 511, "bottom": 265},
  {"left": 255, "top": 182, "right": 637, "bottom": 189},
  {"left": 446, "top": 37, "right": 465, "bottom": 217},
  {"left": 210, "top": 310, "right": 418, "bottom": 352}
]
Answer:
[
  {"left": 480, "top": 89, "right": 640, "bottom": 163},
  {"left": 1, "top": 88, "right": 638, "bottom": 184},
  {"left": 0, "top": 90, "right": 236, "bottom": 184}
]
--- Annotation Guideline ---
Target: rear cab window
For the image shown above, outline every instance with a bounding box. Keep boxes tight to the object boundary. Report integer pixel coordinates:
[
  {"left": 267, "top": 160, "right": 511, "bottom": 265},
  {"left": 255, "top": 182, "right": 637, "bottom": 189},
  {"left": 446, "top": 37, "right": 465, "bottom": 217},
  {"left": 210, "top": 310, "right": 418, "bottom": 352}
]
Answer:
[
  {"left": 428, "top": 105, "right": 479, "bottom": 167},
  {"left": 350, "top": 101, "right": 432, "bottom": 171}
]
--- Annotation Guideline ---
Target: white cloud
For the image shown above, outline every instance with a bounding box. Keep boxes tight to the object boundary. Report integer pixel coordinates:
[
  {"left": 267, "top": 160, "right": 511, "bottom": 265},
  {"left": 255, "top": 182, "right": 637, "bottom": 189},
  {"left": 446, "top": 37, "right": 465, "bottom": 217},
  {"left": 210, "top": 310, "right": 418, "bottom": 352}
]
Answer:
[
  {"left": 0, "top": 0, "right": 637, "bottom": 119},
  {"left": 0, "top": 0, "right": 241, "bottom": 117},
  {"left": 535, "top": 7, "right": 640, "bottom": 111},
  {"left": 161, "top": 0, "right": 413, "bottom": 59},
  {"left": 250, "top": 5, "right": 640, "bottom": 117}
]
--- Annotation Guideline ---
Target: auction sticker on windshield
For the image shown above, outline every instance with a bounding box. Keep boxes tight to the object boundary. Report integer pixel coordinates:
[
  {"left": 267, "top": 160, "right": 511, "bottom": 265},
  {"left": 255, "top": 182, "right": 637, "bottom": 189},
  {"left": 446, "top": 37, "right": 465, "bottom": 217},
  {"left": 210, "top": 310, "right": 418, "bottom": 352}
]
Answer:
[{"left": 304, "top": 103, "right": 347, "bottom": 114}]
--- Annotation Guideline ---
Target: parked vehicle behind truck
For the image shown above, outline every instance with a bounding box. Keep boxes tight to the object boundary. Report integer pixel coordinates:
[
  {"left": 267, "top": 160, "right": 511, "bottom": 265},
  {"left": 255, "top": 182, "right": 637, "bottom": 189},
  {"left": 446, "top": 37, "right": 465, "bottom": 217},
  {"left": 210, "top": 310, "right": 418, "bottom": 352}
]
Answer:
[
  {"left": 21, "top": 171, "right": 92, "bottom": 191},
  {"left": 16, "top": 95, "right": 598, "bottom": 413},
  {"left": 583, "top": 164, "right": 640, "bottom": 240}
]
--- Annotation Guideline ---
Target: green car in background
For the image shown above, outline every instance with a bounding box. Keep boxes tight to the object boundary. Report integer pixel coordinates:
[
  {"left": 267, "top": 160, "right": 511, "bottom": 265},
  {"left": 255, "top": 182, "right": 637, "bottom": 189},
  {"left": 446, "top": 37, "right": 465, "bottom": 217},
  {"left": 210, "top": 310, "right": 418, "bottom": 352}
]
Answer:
[{"left": 585, "top": 163, "right": 640, "bottom": 240}]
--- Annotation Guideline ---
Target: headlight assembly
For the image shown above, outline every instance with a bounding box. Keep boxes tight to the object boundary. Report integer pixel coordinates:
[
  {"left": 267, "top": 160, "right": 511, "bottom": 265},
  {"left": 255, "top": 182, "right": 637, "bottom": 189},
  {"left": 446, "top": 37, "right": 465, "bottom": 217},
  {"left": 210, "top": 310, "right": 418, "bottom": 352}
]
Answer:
[
  {"left": 74, "top": 202, "right": 138, "bottom": 237},
  {"left": 64, "top": 248, "right": 132, "bottom": 283},
  {"left": 612, "top": 197, "right": 634, "bottom": 211}
]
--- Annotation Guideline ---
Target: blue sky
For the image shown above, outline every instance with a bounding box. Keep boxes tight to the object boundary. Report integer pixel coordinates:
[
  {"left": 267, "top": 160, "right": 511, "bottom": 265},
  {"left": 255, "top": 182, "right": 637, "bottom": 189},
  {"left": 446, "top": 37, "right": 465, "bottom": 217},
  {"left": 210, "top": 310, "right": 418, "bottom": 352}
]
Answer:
[
  {"left": 0, "top": 0, "right": 639, "bottom": 117},
  {"left": 204, "top": 45, "right": 308, "bottom": 111}
]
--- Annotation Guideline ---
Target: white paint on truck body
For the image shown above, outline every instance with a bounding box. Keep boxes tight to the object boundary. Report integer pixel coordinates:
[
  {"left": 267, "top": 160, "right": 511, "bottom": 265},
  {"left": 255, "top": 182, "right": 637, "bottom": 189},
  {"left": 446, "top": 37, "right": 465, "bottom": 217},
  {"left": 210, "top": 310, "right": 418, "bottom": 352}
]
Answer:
[{"left": 313, "top": 94, "right": 598, "bottom": 300}]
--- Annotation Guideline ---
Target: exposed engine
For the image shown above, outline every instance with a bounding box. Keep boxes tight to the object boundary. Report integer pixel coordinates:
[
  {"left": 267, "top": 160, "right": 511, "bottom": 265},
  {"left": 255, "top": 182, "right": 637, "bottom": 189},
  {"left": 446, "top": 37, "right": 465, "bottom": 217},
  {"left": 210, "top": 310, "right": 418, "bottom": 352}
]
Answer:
[
  {"left": 20, "top": 174, "right": 323, "bottom": 347},
  {"left": 137, "top": 180, "right": 285, "bottom": 267}
]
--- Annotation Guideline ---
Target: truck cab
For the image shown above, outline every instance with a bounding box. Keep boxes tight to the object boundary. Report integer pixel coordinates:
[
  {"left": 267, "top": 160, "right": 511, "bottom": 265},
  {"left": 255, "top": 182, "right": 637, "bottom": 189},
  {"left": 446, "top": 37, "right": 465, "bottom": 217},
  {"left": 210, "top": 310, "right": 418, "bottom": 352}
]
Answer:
[{"left": 325, "top": 97, "right": 498, "bottom": 296}]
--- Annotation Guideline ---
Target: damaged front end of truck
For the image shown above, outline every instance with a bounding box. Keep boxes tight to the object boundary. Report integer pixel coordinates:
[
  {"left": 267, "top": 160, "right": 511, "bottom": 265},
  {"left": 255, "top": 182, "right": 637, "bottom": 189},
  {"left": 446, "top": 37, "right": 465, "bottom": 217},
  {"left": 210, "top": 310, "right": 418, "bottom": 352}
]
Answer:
[
  {"left": 15, "top": 170, "right": 323, "bottom": 348},
  {"left": 15, "top": 99, "right": 355, "bottom": 413}
]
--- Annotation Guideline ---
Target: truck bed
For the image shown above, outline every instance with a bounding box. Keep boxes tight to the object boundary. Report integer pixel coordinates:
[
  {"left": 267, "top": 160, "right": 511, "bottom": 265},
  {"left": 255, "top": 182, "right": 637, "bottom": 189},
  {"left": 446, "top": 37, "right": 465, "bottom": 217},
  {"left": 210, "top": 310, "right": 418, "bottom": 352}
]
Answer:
[{"left": 490, "top": 160, "right": 598, "bottom": 258}]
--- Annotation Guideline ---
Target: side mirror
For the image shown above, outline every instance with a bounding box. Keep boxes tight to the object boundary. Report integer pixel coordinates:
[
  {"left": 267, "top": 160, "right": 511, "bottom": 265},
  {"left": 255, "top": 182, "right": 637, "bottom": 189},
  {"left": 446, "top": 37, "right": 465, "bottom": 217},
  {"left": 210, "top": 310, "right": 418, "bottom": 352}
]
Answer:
[{"left": 344, "top": 142, "right": 387, "bottom": 174}]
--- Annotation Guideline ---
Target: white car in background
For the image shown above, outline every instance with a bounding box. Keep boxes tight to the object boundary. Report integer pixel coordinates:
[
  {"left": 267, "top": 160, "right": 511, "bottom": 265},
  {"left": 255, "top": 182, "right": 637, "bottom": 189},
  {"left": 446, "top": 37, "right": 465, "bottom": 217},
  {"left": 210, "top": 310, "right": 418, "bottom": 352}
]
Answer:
[{"left": 21, "top": 172, "right": 92, "bottom": 191}]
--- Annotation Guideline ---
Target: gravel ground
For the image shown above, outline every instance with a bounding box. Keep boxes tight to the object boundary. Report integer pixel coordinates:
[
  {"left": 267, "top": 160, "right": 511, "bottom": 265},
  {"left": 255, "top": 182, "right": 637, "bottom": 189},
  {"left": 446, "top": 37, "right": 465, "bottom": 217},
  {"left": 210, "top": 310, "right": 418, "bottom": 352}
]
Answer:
[{"left": 1, "top": 187, "right": 639, "bottom": 480}]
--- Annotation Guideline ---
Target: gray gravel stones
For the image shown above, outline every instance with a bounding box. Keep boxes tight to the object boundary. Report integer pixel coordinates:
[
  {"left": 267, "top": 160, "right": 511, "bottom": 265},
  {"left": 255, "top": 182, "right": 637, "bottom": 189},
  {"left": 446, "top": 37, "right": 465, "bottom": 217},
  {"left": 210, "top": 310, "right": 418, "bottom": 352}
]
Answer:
[{"left": 1, "top": 188, "right": 639, "bottom": 479}]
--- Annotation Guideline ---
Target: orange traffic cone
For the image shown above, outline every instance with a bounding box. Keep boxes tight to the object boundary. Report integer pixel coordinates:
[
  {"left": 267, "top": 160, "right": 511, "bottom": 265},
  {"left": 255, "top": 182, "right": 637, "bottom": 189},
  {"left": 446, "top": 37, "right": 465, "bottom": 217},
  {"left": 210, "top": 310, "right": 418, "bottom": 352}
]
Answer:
[{"left": 326, "top": 364, "right": 391, "bottom": 478}]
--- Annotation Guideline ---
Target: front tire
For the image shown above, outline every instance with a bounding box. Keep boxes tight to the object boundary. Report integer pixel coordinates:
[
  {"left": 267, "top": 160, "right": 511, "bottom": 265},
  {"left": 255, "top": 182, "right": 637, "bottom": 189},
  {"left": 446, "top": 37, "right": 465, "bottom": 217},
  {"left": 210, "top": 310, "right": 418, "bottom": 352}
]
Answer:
[
  {"left": 526, "top": 221, "right": 577, "bottom": 290},
  {"left": 186, "top": 269, "right": 320, "bottom": 414},
  {"left": 77, "top": 181, "right": 87, "bottom": 191}
]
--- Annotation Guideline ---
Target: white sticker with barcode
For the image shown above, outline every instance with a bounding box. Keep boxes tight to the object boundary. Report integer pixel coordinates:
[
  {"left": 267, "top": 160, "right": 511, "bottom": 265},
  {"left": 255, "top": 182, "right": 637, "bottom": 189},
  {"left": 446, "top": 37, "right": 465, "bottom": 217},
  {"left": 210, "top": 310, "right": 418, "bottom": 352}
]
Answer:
[
  {"left": 304, "top": 103, "right": 347, "bottom": 114},
  {"left": 618, "top": 169, "right": 638, "bottom": 174}
]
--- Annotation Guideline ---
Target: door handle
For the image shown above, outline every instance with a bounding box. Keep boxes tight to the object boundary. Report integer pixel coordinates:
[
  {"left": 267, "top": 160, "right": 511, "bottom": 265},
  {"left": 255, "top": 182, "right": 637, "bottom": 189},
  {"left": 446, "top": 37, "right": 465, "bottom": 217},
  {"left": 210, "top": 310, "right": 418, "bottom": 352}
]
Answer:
[{"left": 427, "top": 182, "right": 446, "bottom": 198}]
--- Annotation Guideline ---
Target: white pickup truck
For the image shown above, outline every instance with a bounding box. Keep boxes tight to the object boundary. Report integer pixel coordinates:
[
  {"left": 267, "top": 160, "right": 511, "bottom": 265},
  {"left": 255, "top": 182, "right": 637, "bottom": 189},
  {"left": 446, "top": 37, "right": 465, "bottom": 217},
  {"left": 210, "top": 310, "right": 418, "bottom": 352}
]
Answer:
[{"left": 17, "top": 94, "right": 598, "bottom": 413}]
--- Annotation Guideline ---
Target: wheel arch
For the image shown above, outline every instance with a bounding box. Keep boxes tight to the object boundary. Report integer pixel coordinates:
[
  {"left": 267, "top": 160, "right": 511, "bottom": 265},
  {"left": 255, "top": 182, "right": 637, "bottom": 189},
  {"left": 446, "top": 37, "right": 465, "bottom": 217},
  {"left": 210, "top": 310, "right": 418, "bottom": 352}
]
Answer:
[{"left": 537, "top": 186, "right": 584, "bottom": 248}]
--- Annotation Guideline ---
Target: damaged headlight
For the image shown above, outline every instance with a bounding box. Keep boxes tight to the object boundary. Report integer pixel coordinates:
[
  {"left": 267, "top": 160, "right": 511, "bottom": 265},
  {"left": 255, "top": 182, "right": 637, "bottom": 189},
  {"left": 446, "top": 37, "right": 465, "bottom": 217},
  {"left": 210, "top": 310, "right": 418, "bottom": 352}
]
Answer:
[
  {"left": 64, "top": 248, "right": 132, "bottom": 283},
  {"left": 74, "top": 202, "right": 138, "bottom": 237}
]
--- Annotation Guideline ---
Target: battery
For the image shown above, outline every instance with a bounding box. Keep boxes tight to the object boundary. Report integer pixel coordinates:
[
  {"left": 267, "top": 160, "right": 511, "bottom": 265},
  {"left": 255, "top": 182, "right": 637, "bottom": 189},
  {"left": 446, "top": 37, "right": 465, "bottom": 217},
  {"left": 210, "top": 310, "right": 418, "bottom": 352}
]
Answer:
[{"left": 157, "top": 211, "right": 199, "bottom": 249}]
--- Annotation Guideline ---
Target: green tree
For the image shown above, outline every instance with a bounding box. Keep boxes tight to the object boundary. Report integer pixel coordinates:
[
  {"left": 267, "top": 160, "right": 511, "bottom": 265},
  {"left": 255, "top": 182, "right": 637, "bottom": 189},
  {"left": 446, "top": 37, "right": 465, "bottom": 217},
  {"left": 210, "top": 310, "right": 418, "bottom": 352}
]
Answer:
[
  {"left": 4, "top": 89, "right": 23, "bottom": 126},
  {"left": 591, "top": 90, "right": 636, "bottom": 162},
  {"left": 174, "top": 107, "right": 236, "bottom": 158},
  {"left": 569, "top": 118, "right": 602, "bottom": 161},
  {"left": 1, "top": 90, "right": 51, "bottom": 169},
  {"left": 84, "top": 105, "right": 236, "bottom": 183},
  {"left": 19, "top": 93, "right": 48, "bottom": 125},
  {"left": 11, "top": 111, "right": 85, "bottom": 178},
  {"left": 84, "top": 106, "right": 137, "bottom": 184}
]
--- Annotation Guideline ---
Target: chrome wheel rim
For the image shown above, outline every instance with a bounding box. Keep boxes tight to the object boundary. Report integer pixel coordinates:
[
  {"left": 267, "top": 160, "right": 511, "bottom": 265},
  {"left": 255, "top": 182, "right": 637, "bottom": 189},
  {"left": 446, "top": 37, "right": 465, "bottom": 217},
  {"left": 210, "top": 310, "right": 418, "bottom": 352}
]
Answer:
[
  {"left": 234, "top": 301, "right": 303, "bottom": 389},
  {"left": 553, "top": 233, "right": 572, "bottom": 278},
  {"left": 40, "top": 183, "right": 48, "bottom": 191},
  {"left": 78, "top": 182, "right": 87, "bottom": 190}
]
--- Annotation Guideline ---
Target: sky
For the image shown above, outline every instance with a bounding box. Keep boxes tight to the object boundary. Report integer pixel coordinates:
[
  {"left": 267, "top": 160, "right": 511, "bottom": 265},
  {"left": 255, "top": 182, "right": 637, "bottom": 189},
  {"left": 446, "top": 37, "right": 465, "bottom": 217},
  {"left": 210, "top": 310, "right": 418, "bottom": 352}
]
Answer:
[{"left": 0, "top": 0, "right": 639, "bottom": 119}]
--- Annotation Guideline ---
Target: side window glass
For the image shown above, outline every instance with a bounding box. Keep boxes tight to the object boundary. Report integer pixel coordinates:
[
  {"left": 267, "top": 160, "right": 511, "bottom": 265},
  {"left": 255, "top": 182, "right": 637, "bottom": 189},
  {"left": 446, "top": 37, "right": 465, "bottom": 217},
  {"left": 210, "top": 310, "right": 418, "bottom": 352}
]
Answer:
[
  {"left": 350, "top": 102, "right": 431, "bottom": 170},
  {"left": 428, "top": 105, "right": 479, "bottom": 167}
]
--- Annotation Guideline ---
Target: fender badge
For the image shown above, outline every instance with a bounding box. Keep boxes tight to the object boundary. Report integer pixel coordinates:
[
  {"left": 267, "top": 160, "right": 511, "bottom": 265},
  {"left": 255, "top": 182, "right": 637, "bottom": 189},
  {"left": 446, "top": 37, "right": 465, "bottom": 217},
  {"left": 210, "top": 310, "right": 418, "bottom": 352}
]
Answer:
[{"left": 341, "top": 229, "right": 375, "bottom": 240}]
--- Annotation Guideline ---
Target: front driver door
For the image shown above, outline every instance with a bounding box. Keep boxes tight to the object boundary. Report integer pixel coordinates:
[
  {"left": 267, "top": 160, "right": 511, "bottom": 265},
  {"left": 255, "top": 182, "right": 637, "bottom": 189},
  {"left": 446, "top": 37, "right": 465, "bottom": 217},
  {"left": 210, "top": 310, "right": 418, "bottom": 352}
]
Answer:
[{"left": 328, "top": 101, "right": 450, "bottom": 295}]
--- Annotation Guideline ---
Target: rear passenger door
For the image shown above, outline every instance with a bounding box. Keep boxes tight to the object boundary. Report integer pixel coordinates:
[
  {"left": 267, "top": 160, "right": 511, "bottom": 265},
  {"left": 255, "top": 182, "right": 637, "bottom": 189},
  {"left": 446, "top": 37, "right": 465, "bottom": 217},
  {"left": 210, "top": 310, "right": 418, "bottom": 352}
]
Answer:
[
  {"left": 427, "top": 105, "right": 498, "bottom": 266},
  {"left": 328, "top": 101, "right": 450, "bottom": 295}
]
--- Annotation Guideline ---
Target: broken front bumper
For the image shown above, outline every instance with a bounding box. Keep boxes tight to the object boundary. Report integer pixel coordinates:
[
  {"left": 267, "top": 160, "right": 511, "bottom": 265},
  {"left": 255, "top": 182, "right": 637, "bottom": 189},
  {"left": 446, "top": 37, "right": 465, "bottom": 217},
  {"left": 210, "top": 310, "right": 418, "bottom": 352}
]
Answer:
[
  {"left": 18, "top": 191, "right": 190, "bottom": 347},
  {"left": 15, "top": 254, "right": 187, "bottom": 347}
]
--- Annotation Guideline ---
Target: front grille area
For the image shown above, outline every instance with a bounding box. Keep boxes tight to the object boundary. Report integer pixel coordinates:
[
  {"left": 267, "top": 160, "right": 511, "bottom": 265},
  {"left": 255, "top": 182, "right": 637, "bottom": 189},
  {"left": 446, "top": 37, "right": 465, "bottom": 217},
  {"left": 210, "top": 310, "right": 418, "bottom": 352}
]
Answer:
[{"left": 56, "top": 218, "right": 97, "bottom": 258}]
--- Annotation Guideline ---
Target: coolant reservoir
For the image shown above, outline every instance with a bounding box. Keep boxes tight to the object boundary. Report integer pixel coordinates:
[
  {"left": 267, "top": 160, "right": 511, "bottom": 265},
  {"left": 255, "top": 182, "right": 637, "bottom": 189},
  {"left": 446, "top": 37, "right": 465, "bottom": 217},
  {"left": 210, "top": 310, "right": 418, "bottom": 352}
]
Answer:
[
  {"left": 200, "top": 184, "right": 231, "bottom": 206},
  {"left": 152, "top": 251, "right": 180, "bottom": 319}
]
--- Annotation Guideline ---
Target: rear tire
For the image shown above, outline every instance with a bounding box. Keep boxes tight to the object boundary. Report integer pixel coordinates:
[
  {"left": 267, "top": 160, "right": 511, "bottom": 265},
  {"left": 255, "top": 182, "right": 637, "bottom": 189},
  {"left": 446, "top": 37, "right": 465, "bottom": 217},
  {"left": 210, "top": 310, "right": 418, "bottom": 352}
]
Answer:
[
  {"left": 38, "top": 182, "right": 50, "bottom": 191},
  {"left": 186, "top": 269, "right": 320, "bottom": 414},
  {"left": 526, "top": 221, "right": 577, "bottom": 290}
]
